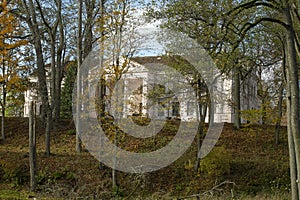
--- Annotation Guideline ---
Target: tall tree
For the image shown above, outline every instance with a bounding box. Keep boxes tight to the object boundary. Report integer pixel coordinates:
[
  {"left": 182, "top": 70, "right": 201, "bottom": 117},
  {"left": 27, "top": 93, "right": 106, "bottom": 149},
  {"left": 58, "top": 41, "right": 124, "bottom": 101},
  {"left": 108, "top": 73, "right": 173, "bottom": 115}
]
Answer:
[
  {"left": 76, "top": 0, "right": 83, "bottom": 153},
  {"left": 147, "top": 0, "right": 254, "bottom": 171},
  {"left": 0, "top": 0, "right": 27, "bottom": 140},
  {"left": 227, "top": 0, "right": 300, "bottom": 198},
  {"left": 15, "top": 0, "right": 77, "bottom": 155},
  {"left": 93, "top": 0, "right": 140, "bottom": 188},
  {"left": 147, "top": 0, "right": 260, "bottom": 130},
  {"left": 16, "top": 0, "right": 52, "bottom": 156},
  {"left": 35, "top": 0, "right": 65, "bottom": 122},
  {"left": 285, "top": 2, "right": 300, "bottom": 198},
  {"left": 75, "top": 0, "right": 103, "bottom": 152}
]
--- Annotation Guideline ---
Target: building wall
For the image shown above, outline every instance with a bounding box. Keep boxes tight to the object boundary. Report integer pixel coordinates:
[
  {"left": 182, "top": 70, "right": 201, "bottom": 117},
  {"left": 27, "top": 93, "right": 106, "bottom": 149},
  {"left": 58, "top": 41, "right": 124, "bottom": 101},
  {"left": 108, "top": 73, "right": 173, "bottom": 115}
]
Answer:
[
  {"left": 25, "top": 58, "right": 261, "bottom": 124},
  {"left": 23, "top": 72, "right": 52, "bottom": 117},
  {"left": 213, "top": 78, "right": 234, "bottom": 123},
  {"left": 240, "top": 71, "right": 261, "bottom": 123},
  {"left": 88, "top": 60, "right": 261, "bottom": 123},
  {"left": 23, "top": 77, "right": 42, "bottom": 117}
]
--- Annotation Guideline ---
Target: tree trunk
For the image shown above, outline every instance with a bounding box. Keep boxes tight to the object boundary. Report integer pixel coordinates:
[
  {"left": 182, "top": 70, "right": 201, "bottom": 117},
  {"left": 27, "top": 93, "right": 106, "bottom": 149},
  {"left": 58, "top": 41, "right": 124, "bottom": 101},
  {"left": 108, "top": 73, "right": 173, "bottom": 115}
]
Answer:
[
  {"left": 76, "top": 0, "right": 83, "bottom": 153},
  {"left": 233, "top": 65, "right": 241, "bottom": 129},
  {"left": 81, "top": 0, "right": 94, "bottom": 117},
  {"left": 208, "top": 88, "right": 214, "bottom": 126},
  {"left": 99, "top": 0, "right": 106, "bottom": 116},
  {"left": 1, "top": 88, "right": 5, "bottom": 140},
  {"left": 285, "top": 3, "right": 300, "bottom": 199},
  {"left": 54, "top": 0, "right": 64, "bottom": 121},
  {"left": 29, "top": 101, "right": 37, "bottom": 191},
  {"left": 286, "top": 75, "right": 298, "bottom": 199},
  {"left": 27, "top": 0, "right": 52, "bottom": 156},
  {"left": 261, "top": 98, "right": 267, "bottom": 125},
  {"left": 194, "top": 104, "right": 207, "bottom": 172},
  {"left": 45, "top": 109, "right": 52, "bottom": 156},
  {"left": 194, "top": 79, "right": 208, "bottom": 172},
  {"left": 112, "top": 129, "right": 118, "bottom": 189},
  {"left": 75, "top": 0, "right": 97, "bottom": 153},
  {"left": 96, "top": 79, "right": 105, "bottom": 170},
  {"left": 49, "top": 33, "right": 56, "bottom": 123},
  {"left": 275, "top": 83, "right": 283, "bottom": 145},
  {"left": 1, "top": 110, "right": 4, "bottom": 140},
  {"left": 83, "top": 0, "right": 94, "bottom": 59},
  {"left": 98, "top": 0, "right": 106, "bottom": 170}
]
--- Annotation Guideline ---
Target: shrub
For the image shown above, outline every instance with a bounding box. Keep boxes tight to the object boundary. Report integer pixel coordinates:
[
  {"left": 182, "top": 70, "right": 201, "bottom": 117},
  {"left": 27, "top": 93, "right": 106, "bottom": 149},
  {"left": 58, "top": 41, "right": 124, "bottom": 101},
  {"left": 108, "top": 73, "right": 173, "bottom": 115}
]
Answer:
[
  {"left": 0, "top": 160, "right": 29, "bottom": 185},
  {"left": 200, "top": 146, "right": 231, "bottom": 177}
]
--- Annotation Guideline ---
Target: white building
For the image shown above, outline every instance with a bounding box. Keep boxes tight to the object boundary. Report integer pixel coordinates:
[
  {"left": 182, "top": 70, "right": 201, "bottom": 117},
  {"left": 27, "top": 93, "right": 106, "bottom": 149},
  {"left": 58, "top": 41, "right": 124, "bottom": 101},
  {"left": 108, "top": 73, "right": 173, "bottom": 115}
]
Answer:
[
  {"left": 23, "top": 76, "right": 43, "bottom": 117},
  {"left": 87, "top": 56, "right": 261, "bottom": 123},
  {"left": 24, "top": 56, "right": 260, "bottom": 122},
  {"left": 23, "top": 65, "right": 57, "bottom": 117}
]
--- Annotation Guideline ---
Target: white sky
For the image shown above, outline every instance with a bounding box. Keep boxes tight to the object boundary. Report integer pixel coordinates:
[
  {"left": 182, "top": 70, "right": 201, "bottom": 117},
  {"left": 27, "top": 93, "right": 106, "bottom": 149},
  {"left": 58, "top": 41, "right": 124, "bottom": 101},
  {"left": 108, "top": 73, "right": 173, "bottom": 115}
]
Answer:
[{"left": 131, "top": 8, "right": 165, "bottom": 57}]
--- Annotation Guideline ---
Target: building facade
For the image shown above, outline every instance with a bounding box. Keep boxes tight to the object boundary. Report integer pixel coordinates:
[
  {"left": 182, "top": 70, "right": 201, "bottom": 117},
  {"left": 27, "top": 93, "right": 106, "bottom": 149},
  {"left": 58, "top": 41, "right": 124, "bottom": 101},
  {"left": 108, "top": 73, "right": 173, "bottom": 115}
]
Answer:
[
  {"left": 24, "top": 56, "right": 260, "bottom": 123},
  {"left": 88, "top": 56, "right": 261, "bottom": 123}
]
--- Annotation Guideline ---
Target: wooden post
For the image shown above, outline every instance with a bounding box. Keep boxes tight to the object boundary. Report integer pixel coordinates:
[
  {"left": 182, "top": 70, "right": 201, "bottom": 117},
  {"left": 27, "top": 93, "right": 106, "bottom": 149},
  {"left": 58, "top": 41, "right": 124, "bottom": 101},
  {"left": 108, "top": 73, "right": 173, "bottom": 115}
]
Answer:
[{"left": 29, "top": 101, "right": 37, "bottom": 191}]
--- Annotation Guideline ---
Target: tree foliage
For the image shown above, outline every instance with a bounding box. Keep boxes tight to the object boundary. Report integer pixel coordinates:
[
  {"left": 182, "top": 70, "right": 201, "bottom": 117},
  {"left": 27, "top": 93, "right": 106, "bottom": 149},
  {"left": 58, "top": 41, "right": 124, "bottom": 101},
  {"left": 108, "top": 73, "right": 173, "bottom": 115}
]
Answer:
[
  {"left": 61, "top": 61, "right": 77, "bottom": 119},
  {"left": 0, "top": 0, "right": 28, "bottom": 139}
]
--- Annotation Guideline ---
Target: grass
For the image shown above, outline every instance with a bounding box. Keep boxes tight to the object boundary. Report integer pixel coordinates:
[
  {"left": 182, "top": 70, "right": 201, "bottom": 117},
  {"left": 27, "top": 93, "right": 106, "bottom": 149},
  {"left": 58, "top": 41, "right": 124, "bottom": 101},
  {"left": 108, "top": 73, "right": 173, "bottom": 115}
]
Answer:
[
  {"left": 0, "top": 190, "right": 291, "bottom": 200},
  {"left": 0, "top": 118, "right": 291, "bottom": 199},
  {"left": 0, "top": 188, "right": 35, "bottom": 200}
]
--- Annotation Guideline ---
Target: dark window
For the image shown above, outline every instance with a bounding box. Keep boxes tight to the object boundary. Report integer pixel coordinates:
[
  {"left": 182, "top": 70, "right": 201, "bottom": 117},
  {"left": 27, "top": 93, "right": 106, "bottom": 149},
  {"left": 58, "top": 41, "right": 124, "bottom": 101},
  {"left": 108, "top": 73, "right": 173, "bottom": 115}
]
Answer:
[
  {"left": 158, "top": 99, "right": 166, "bottom": 116},
  {"left": 172, "top": 102, "right": 180, "bottom": 117},
  {"left": 139, "top": 103, "right": 143, "bottom": 116}
]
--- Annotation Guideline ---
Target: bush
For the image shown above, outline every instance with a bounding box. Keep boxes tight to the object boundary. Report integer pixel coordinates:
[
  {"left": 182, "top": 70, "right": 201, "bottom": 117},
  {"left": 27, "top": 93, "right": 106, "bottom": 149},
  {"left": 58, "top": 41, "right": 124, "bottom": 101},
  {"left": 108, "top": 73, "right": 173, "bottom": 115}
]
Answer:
[
  {"left": 0, "top": 160, "right": 29, "bottom": 185},
  {"left": 200, "top": 146, "right": 231, "bottom": 177}
]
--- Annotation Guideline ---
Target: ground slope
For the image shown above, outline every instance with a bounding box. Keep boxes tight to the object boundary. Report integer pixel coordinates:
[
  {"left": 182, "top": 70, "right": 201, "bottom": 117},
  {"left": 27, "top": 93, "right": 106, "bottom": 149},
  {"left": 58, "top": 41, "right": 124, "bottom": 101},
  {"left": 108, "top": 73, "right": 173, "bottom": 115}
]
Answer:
[{"left": 0, "top": 118, "right": 291, "bottom": 199}]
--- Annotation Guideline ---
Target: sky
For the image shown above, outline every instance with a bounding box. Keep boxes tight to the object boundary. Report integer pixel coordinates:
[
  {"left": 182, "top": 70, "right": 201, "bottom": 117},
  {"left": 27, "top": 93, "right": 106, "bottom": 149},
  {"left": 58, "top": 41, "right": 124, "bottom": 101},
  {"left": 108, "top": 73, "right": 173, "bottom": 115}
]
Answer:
[
  {"left": 127, "top": 4, "right": 165, "bottom": 57},
  {"left": 135, "top": 19, "right": 165, "bottom": 57}
]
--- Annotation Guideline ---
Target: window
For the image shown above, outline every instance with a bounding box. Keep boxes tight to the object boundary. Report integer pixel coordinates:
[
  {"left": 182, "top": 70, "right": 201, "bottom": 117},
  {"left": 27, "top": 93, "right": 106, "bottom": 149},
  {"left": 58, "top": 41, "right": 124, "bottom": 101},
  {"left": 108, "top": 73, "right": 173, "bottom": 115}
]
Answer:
[
  {"left": 138, "top": 85, "right": 143, "bottom": 94},
  {"left": 158, "top": 99, "right": 166, "bottom": 117},
  {"left": 172, "top": 102, "right": 180, "bottom": 117},
  {"left": 219, "top": 104, "right": 224, "bottom": 113},
  {"left": 139, "top": 103, "right": 143, "bottom": 116}
]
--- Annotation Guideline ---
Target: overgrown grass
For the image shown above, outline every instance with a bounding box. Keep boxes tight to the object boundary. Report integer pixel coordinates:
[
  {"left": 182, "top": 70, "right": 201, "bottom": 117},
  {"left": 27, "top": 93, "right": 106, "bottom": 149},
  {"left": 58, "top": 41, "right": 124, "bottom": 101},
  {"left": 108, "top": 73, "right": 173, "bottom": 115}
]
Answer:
[
  {"left": 0, "top": 189, "right": 35, "bottom": 200},
  {"left": 0, "top": 118, "right": 291, "bottom": 199},
  {"left": 113, "top": 191, "right": 291, "bottom": 200}
]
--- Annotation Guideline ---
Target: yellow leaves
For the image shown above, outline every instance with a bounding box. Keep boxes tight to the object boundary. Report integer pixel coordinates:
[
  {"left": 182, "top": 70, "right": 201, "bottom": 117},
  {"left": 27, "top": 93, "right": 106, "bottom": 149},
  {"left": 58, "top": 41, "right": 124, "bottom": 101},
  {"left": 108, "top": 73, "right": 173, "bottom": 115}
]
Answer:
[
  {"left": 184, "top": 159, "right": 194, "bottom": 170},
  {"left": 112, "top": 10, "right": 122, "bottom": 15},
  {"left": 240, "top": 109, "right": 261, "bottom": 124},
  {"left": 0, "top": 1, "right": 15, "bottom": 31},
  {"left": 0, "top": 0, "right": 26, "bottom": 49},
  {"left": 0, "top": 0, "right": 28, "bottom": 95},
  {"left": 0, "top": 75, "right": 5, "bottom": 83},
  {"left": 8, "top": 78, "right": 26, "bottom": 91}
]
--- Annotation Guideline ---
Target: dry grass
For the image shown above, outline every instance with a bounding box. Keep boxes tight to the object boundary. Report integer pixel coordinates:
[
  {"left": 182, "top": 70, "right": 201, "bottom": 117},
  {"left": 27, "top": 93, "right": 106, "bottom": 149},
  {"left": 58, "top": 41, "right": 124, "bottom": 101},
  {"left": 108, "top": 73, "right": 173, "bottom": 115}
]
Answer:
[{"left": 0, "top": 118, "right": 291, "bottom": 199}]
